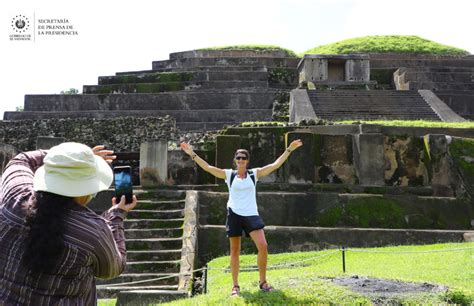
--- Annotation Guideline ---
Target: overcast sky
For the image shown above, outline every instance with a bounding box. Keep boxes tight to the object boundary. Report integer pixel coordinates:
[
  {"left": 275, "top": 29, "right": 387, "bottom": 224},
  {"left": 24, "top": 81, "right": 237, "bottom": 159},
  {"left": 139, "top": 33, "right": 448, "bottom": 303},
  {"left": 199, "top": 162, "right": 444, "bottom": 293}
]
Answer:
[{"left": 1, "top": 0, "right": 473, "bottom": 116}]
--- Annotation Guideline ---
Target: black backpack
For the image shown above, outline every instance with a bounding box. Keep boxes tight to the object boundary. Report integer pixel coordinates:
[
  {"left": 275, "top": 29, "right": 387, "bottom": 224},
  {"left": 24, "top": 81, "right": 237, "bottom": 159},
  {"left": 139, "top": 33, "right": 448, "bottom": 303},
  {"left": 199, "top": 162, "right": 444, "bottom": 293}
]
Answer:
[{"left": 230, "top": 169, "right": 256, "bottom": 188}]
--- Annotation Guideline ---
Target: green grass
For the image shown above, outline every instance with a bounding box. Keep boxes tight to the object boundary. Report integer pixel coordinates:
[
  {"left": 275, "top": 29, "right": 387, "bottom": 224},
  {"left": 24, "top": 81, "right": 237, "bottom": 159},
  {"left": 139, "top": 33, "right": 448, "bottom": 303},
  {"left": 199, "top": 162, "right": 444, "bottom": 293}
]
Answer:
[
  {"left": 199, "top": 45, "right": 298, "bottom": 57},
  {"left": 159, "top": 242, "right": 474, "bottom": 305},
  {"left": 336, "top": 119, "right": 474, "bottom": 129},
  {"left": 303, "top": 35, "right": 469, "bottom": 56}
]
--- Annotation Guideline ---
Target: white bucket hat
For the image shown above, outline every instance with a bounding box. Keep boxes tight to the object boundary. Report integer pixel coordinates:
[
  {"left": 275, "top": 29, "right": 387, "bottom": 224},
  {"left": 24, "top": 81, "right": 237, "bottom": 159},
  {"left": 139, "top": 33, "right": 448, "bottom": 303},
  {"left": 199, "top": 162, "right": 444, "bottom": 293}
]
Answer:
[{"left": 33, "top": 142, "right": 113, "bottom": 197}]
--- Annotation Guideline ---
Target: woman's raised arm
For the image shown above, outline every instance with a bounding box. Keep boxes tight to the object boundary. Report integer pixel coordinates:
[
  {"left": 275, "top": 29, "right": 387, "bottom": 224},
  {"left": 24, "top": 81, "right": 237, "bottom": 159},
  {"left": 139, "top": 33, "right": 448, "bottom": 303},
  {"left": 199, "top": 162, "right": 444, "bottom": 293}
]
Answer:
[
  {"left": 257, "top": 139, "right": 303, "bottom": 178},
  {"left": 180, "top": 142, "right": 226, "bottom": 179}
]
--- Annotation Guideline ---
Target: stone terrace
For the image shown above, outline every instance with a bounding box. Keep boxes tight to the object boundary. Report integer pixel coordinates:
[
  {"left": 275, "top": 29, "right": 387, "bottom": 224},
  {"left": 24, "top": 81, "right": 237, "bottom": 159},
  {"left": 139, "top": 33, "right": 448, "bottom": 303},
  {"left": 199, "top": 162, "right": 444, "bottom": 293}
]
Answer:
[{"left": 4, "top": 49, "right": 299, "bottom": 131}]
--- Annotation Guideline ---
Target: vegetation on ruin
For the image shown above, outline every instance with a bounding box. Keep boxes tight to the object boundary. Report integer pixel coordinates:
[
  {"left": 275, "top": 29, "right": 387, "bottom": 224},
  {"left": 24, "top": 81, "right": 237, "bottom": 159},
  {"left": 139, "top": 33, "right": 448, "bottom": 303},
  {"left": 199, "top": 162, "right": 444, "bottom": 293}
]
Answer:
[
  {"left": 199, "top": 45, "right": 298, "bottom": 57},
  {"left": 303, "top": 35, "right": 469, "bottom": 56},
  {"left": 128, "top": 242, "right": 473, "bottom": 305},
  {"left": 336, "top": 119, "right": 474, "bottom": 129}
]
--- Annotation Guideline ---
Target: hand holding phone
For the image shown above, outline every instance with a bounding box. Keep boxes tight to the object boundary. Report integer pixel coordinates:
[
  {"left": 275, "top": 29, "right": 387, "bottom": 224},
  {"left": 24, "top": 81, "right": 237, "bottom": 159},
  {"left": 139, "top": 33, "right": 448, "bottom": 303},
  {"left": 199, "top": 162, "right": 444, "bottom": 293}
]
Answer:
[{"left": 113, "top": 166, "right": 133, "bottom": 204}]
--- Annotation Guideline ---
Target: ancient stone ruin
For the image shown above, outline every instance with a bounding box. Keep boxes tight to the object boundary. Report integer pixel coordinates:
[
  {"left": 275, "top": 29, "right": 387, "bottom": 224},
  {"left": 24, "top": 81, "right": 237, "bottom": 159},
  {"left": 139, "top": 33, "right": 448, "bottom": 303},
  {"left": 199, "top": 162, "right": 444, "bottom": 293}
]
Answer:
[{"left": 1, "top": 48, "right": 473, "bottom": 304}]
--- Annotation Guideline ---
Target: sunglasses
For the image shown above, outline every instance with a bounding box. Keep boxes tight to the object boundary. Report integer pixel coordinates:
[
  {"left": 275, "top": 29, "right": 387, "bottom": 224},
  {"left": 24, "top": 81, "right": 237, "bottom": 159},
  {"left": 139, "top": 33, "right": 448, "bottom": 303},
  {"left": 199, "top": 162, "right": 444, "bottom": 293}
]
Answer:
[{"left": 235, "top": 156, "right": 248, "bottom": 160}]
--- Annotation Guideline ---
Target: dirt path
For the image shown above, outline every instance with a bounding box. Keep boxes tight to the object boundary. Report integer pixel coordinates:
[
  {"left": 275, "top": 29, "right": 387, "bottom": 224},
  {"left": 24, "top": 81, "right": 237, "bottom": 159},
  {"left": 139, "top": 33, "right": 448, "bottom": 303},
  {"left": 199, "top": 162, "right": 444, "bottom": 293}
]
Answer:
[{"left": 329, "top": 275, "right": 447, "bottom": 303}]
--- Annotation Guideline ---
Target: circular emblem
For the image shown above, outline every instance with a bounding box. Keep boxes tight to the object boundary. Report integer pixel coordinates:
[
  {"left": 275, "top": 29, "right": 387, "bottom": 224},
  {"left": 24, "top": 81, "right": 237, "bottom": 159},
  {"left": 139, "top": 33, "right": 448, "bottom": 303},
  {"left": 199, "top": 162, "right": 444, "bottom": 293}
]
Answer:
[{"left": 11, "top": 15, "right": 30, "bottom": 33}]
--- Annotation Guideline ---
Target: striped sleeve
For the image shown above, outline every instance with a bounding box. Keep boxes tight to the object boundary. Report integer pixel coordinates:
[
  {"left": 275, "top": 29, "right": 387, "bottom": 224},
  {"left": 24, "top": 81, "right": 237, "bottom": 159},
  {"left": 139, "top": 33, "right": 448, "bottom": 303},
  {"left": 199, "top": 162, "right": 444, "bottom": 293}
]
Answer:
[{"left": 93, "top": 209, "right": 127, "bottom": 279}]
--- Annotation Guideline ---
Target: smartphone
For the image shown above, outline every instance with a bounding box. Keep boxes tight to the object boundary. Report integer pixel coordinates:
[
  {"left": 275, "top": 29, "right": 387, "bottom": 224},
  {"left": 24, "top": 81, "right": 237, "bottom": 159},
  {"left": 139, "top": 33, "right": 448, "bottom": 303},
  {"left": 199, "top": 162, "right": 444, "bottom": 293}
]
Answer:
[{"left": 113, "top": 166, "right": 133, "bottom": 204}]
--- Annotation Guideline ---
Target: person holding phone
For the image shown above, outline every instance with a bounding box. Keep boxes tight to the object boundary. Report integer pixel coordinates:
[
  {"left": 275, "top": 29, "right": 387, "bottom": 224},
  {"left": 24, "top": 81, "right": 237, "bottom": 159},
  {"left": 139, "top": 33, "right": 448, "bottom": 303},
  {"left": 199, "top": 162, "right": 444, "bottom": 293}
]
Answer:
[
  {"left": 0, "top": 142, "right": 138, "bottom": 305},
  {"left": 181, "top": 139, "right": 303, "bottom": 296}
]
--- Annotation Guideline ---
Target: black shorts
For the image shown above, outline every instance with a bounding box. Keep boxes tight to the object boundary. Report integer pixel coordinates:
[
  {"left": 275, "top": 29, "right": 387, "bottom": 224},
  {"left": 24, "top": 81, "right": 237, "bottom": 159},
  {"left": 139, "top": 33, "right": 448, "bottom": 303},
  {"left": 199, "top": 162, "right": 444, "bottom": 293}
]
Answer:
[{"left": 226, "top": 208, "right": 265, "bottom": 237}]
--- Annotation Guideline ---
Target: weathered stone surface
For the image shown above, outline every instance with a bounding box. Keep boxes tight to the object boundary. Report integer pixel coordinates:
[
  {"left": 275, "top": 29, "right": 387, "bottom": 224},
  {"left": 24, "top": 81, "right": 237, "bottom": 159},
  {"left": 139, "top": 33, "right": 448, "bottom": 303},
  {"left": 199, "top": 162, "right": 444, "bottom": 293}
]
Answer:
[
  {"left": 0, "top": 143, "right": 18, "bottom": 174},
  {"left": 316, "top": 135, "right": 356, "bottom": 184},
  {"left": 424, "top": 134, "right": 454, "bottom": 196},
  {"left": 140, "top": 141, "right": 168, "bottom": 187},
  {"left": 0, "top": 117, "right": 175, "bottom": 152},
  {"left": 215, "top": 135, "right": 241, "bottom": 184},
  {"left": 178, "top": 191, "right": 198, "bottom": 291},
  {"left": 289, "top": 89, "right": 317, "bottom": 122},
  {"left": 384, "top": 136, "right": 428, "bottom": 187},
  {"left": 36, "top": 136, "right": 65, "bottom": 150},
  {"left": 353, "top": 133, "right": 385, "bottom": 186},
  {"left": 286, "top": 132, "right": 318, "bottom": 183}
]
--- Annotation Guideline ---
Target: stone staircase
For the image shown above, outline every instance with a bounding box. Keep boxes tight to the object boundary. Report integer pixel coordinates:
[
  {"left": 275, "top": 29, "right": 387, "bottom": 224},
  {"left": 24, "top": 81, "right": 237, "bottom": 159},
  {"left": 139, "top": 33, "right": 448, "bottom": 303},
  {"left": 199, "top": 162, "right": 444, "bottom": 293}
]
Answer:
[
  {"left": 307, "top": 90, "right": 441, "bottom": 121},
  {"left": 3, "top": 50, "right": 299, "bottom": 131},
  {"left": 96, "top": 190, "right": 189, "bottom": 303}
]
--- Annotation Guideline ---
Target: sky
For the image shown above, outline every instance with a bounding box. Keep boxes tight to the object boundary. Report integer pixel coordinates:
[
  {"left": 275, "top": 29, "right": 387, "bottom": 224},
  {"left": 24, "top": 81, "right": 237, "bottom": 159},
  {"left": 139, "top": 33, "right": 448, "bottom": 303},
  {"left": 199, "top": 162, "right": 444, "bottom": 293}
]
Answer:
[{"left": 1, "top": 0, "right": 473, "bottom": 116}]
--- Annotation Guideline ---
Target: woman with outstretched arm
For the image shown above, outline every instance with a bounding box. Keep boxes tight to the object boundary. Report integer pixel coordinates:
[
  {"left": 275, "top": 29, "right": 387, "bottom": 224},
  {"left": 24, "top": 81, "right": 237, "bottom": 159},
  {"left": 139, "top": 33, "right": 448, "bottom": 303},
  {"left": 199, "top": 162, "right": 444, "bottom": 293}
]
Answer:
[{"left": 180, "top": 139, "right": 303, "bottom": 296}]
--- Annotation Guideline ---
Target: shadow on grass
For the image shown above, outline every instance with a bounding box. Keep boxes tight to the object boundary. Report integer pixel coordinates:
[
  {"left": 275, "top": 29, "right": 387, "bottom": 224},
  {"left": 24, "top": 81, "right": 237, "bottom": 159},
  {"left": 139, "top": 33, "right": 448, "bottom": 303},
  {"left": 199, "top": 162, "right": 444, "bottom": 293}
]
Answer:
[{"left": 240, "top": 289, "right": 300, "bottom": 305}]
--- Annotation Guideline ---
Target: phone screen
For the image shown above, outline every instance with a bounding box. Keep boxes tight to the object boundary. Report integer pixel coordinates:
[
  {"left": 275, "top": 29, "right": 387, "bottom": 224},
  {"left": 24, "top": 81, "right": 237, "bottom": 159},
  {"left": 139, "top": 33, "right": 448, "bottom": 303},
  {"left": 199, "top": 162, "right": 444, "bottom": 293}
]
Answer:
[{"left": 114, "top": 166, "right": 133, "bottom": 204}]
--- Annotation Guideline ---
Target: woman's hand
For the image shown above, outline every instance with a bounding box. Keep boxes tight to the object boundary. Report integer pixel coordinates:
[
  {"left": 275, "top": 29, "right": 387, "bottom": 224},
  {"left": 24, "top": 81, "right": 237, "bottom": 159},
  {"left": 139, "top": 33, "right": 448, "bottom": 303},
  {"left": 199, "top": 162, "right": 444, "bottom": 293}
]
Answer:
[
  {"left": 111, "top": 195, "right": 138, "bottom": 212},
  {"left": 288, "top": 139, "right": 303, "bottom": 152},
  {"left": 180, "top": 142, "right": 194, "bottom": 156},
  {"left": 92, "top": 145, "right": 116, "bottom": 164}
]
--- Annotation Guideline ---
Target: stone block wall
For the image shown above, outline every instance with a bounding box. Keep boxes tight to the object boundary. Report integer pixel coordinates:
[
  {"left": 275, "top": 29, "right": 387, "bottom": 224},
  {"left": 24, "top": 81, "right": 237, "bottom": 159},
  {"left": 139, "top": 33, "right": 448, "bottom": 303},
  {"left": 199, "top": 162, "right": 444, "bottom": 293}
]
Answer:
[{"left": 0, "top": 117, "right": 176, "bottom": 152}]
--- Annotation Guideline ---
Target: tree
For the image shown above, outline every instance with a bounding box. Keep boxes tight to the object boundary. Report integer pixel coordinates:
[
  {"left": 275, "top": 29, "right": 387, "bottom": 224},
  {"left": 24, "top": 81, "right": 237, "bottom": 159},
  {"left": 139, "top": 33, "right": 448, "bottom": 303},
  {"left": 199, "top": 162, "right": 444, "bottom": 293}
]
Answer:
[{"left": 60, "top": 88, "right": 79, "bottom": 95}]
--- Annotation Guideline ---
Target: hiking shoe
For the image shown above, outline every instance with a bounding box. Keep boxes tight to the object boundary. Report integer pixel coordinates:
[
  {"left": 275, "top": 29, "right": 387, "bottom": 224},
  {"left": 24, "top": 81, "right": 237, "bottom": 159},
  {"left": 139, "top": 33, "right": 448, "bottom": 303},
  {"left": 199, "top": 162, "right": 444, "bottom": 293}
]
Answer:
[
  {"left": 259, "top": 280, "right": 275, "bottom": 292},
  {"left": 231, "top": 285, "right": 240, "bottom": 297}
]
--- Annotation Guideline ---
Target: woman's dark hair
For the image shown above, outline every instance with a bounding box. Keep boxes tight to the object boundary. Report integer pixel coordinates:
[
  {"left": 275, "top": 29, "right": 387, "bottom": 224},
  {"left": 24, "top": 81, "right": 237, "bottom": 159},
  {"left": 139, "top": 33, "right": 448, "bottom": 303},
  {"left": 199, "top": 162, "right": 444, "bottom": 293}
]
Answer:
[{"left": 23, "top": 191, "right": 73, "bottom": 274}]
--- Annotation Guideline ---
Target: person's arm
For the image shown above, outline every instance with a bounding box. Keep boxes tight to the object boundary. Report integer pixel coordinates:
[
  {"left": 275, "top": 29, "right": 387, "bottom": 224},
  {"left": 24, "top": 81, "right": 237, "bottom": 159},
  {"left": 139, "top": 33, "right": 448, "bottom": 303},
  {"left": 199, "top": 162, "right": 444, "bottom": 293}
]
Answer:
[
  {"left": 94, "top": 195, "right": 137, "bottom": 279},
  {"left": 257, "top": 139, "right": 303, "bottom": 178},
  {"left": 180, "top": 142, "right": 226, "bottom": 179},
  {"left": 1, "top": 150, "right": 47, "bottom": 208}
]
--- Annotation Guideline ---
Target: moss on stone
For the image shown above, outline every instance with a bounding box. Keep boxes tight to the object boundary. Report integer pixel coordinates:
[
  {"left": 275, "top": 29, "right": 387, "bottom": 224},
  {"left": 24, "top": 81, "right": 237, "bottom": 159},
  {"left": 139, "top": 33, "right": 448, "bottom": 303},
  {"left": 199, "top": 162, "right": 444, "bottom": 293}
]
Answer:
[
  {"left": 268, "top": 68, "right": 298, "bottom": 85},
  {"left": 449, "top": 137, "right": 474, "bottom": 197},
  {"left": 318, "top": 206, "right": 343, "bottom": 226},
  {"left": 345, "top": 197, "right": 406, "bottom": 228}
]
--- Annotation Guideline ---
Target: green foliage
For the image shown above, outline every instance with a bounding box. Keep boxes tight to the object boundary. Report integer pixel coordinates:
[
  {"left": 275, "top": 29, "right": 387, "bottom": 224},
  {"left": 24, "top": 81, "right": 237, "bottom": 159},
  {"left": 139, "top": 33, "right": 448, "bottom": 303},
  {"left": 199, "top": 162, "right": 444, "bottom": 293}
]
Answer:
[
  {"left": 303, "top": 35, "right": 469, "bottom": 56},
  {"left": 162, "top": 242, "right": 474, "bottom": 305},
  {"left": 60, "top": 88, "right": 79, "bottom": 94},
  {"left": 15, "top": 106, "right": 24, "bottom": 112},
  {"left": 199, "top": 45, "right": 298, "bottom": 57}
]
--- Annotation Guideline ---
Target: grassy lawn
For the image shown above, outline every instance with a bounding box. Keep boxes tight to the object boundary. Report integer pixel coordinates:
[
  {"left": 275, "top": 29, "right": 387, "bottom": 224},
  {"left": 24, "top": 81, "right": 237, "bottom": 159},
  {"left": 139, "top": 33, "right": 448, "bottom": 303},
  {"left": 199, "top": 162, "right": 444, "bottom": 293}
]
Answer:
[
  {"left": 335, "top": 119, "right": 474, "bottom": 129},
  {"left": 156, "top": 242, "right": 474, "bottom": 305},
  {"left": 303, "top": 35, "right": 469, "bottom": 56},
  {"left": 199, "top": 45, "right": 297, "bottom": 57}
]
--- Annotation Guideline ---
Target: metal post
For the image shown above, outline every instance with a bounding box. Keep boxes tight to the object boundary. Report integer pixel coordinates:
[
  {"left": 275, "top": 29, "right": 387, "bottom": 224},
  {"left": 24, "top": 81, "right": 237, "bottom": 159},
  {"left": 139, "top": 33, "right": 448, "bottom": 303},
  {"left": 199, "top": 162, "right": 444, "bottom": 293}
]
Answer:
[
  {"left": 203, "top": 265, "right": 208, "bottom": 294},
  {"left": 342, "top": 247, "right": 346, "bottom": 273}
]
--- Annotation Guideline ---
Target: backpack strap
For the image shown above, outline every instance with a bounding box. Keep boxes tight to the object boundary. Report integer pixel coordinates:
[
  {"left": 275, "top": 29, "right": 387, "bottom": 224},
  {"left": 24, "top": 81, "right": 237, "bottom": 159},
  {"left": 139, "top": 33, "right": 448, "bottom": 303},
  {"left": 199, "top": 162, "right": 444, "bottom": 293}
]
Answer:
[
  {"left": 248, "top": 170, "right": 256, "bottom": 186},
  {"left": 230, "top": 170, "right": 237, "bottom": 188}
]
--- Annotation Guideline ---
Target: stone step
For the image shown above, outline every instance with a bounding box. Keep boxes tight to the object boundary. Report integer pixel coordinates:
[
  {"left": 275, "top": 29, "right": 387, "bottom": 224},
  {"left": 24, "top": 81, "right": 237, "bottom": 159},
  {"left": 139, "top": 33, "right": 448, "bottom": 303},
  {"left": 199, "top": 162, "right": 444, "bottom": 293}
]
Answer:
[
  {"left": 124, "top": 219, "right": 184, "bottom": 230},
  {"left": 125, "top": 228, "right": 183, "bottom": 239},
  {"left": 127, "top": 209, "right": 184, "bottom": 219},
  {"left": 200, "top": 225, "right": 473, "bottom": 255},
  {"left": 408, "top": 81, "right": 474, "bottom": 91},
  {"left": 116, "top": 290, "right": 188, "bottom": 305},
  {"left": 136, "top": 199, "right": 186, "bottom": 210},
  {"left": 126, "top": 238, "right": 183, "bottom": 250},
  {"left": 126, "top": 249, "right": 182, "bottom": 262},
  {"left": 401, "top": 72, "right": 474, "bottom": 83},
  {"left": 152, "top": 57, "right": 299, "bottom": 70},
  {"left": 23, "top": 90, "right": 278, "bottom": 112},
  {"left": 97, "top": 273, "right": 179, "bottom": 286},
  {"left": 400, "top": 67, "right": 474, "bottom": 73},
  {"left": 97, "top": 285, "right": 179, "bottom": 299},
  {"left": 316, "top": 115, "right": 440, "bottom": 121},
  {"left": 4, "top": 109, "right": 273, "bottom": 122},
  {"left": 99, "top": 71, "right": 268, "bottom": 85},
  {"left": 125, "top": 260, "right": 181, "bottom": 273},
  {"left": 83, "top": 80, "right": 268, "bottom": 94},
  {"left": 116, "top": 65, "right": 268, "bottom": 75}
]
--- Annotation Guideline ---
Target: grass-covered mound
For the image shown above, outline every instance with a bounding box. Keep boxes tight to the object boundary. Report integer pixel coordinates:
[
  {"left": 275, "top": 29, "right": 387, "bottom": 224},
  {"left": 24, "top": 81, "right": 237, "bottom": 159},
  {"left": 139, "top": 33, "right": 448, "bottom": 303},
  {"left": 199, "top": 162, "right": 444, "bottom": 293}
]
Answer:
[
  {"left": 303, "top": 35, "right": 469, "bottom": 56},
  {"left": 336, "top": 119, "right": 474, "bottom": 129},
  {"left": 199, "top": 44, "right": 298, "bottom": 57}
]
